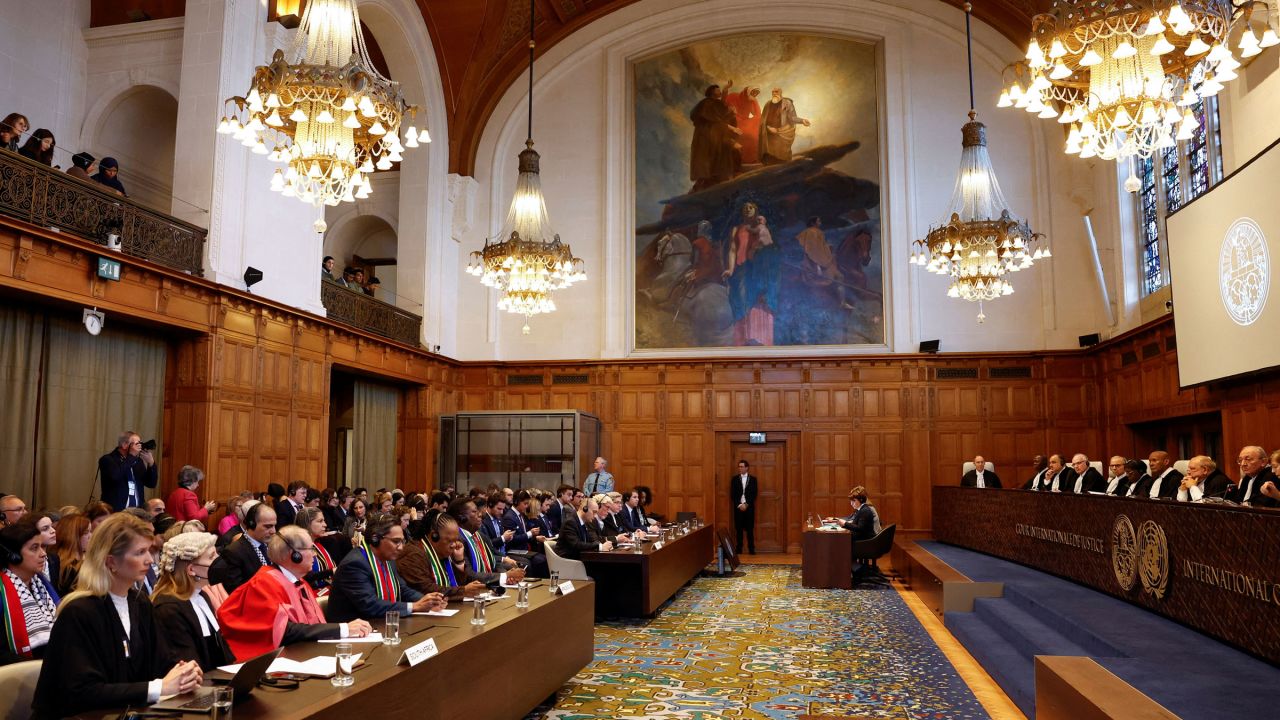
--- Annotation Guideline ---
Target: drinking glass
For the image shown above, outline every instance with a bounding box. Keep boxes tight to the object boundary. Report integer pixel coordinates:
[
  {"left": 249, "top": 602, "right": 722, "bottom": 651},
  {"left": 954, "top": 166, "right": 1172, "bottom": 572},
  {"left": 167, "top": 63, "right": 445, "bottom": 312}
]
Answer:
[
  {"left": 384, "top": 610, "right": 401, "bottom": 646},
  {"left": 331, "top": 642, "right": 354, "bottom": 687},
  {"left": 471, "top": 592, "right": 489, "bottom": 625},
  {"left": 516, "top": 581, "right": 530, "bottom": 608},
  {"left": 549, "top": 570, "right": 560, "bottom": 593},
  {"left": 210, "top": 686, "right": 233, "bottom": 720}
]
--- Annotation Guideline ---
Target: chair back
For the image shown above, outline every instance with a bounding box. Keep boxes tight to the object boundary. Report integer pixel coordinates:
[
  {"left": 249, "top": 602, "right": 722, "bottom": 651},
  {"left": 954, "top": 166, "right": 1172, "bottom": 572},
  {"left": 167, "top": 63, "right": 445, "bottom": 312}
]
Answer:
[
  {"left": 1173, "top": 459, "right": 1191, "bottom": 476},
  {"left": 316, "top": 594, "right": 329, "bottom": 615},
  {"left": 0, "top": 659, "right": 41, "bottom": 720},
  {"left": 543, "top": 540, "right": 590, "bottom": 581},
  {"left": 851, "top": 523, "right": 896, "bottom": 561},
  {"left": 1089, "top": 460, "right": 1103, "bottom": 475}
]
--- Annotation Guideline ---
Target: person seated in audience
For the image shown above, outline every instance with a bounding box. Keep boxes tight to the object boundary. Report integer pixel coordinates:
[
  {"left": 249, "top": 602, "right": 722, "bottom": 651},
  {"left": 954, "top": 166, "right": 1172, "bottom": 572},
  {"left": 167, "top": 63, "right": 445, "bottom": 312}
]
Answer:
[
  {"left": 390, "top": 504, "right": 414, "bottom": 530},
  {"left": 218, "top": 526, "right": 372, "bottom": 660},
  {"left": 1140, "top": 450, "right": 1183, "bottom": 499},
  {"left": 209, "top": 502, "right": 277, "bottom": 593},
  {"left": 590, "top": 494, "right": 632, "bottom": 543},
  {"left": 399, "top": 512, "right": 488, "bottom": 600},
  {"left": 372, "top": 490, "right": 395, "bottom": 514},
  {"left": 448, "top": 498, "right": 524, "bottom": 581},
  {"left": 18, "top": 128, "right": 55, "bottom": 166},
  {"left": 144, "top": 498, "right": 165, "bottom": 518},
  {"left": 547, "top": 485, "right": 576, "bottom": 534},
  {"left": 1228, "top": 445, "right": 1277, "bottom": 507},
  {"left": 322, "top": 255, "right": 336, "bottom": 282},
  {"left": 0, "top": 518, "right": 60, "bottom": 665},
  {"left": 826, "top": 486, "right": 878, "bottom": 541},
  {"left": 320, "top": 488, "right": 345, "bottom": 532},
  {"left": 572, "top": 487, "right": 586, "bottom": 509},
  {"left": 325, "top": 517, "right": 446, "bottom": 623},
  {"left": 275, "top": 480, "right": 308, "bottom": 528},
  {"left": 1020, "top": 454, "right": 1050, "bottom": 490},
  {"left": 296, "top": 507, "right": 347, "bottom": 594},
  {"left": 1067, "top": 454, "right": 1103, "bottom": 493},
  {"left": 1040, "top": 454, "right": 1068, "bottom": 491},
  {"left": 165, "top": 465, "right": 217, "bottom": 525},
  {"left": 150, "top": 532, "right": 232, "bottom": 671},
  {"left": 30, "top": 512, "right": 59, "bottom": 589},
  {"left": 554, "top": 498, "right": 615, "bottom": 560},
  {"left": 217, "top": 493, "right": 251, "bottom": 536},
  {"left": 54, "top": 513, "right": 91, "bottom": 596},
  {"left": 0, "top": 113, "right": 28, "bottom": 152},
  {"left": 84, "top": 500, "right": 114, "bottom": 530},
  {"left": 961, "top": 455, "right": 1001, "bottom": 488},
  {"left": 1176, "top": 455, "right": 1231, "bottom": 502},
  {"left": 67, "top": 151, "right": 96, "bottom": 180},
  {"left": 91, "top": 156, "right": 128, "bottom": 196},
  {"left": 429, "top": 491, "right": 451, "bottom": 513},
  {"left": 503, "top": 490, "right": 544, "bottom": 552},
  {"left": 619, "top": 489, "right": 657, "bottom": 533},
  {"left": 344, "top": 497, "right": 370, "bottom": 541},
  {"left": 1102, "top": 456, "right": 1130, "bottom": 495},
  {"left": 635, "top": 485, "right": 665, "bottom": 523},
  {"left": 365, "top": 276, "right": 381, "bottom": 297},
  {"left": 0, "top": 493, "right": 28, "bottom": 526},
  {"left": 32, "top": 513, "right": 203, "bottom": 718},
  {"left": 480, "top": 492, "right": 516, "bottom": 557},
  {"left": 1260, "top": 449, "right": 1280, "bottom": 503},
  {"left": 599, "top": 493, "right": 633, "bottom": 539},
  {"left": 532, "top": 493, "right": 557, "bottom": 539}
]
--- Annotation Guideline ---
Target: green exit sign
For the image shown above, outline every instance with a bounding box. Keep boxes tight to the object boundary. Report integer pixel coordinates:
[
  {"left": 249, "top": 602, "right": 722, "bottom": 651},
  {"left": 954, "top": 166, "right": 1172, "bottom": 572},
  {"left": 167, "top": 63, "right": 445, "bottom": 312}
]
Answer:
[{"left": 97, "top": 257, "right": 121, "bottom": 281}]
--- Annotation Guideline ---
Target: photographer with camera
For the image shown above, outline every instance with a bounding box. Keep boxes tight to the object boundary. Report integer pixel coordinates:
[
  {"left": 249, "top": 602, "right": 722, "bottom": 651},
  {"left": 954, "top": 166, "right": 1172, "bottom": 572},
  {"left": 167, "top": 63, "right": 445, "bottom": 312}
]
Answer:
[{"left": 97, "top": 430, "right": 158, "bottom": 511}]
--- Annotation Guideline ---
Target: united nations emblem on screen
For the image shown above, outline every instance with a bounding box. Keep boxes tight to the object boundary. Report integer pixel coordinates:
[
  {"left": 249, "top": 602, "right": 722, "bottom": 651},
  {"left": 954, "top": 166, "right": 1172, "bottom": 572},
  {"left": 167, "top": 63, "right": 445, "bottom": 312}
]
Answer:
[{"left": 1219, "top": 218, "right": 1269, "bottom": 326}]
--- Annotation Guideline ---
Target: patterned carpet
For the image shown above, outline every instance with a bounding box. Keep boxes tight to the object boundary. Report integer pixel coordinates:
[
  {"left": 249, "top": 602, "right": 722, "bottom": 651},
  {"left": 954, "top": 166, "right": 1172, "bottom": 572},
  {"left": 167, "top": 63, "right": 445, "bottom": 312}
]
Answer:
[{"left": 529, "top": 565, "right": 990, "bottom": 720}]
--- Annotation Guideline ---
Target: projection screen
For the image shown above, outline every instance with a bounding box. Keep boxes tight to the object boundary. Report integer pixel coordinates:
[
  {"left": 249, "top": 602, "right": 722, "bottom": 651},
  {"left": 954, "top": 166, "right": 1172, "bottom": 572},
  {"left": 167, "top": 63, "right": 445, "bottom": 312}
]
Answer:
[{"left": 1167, "top": 138, "right": 1280, "bottom": 387}]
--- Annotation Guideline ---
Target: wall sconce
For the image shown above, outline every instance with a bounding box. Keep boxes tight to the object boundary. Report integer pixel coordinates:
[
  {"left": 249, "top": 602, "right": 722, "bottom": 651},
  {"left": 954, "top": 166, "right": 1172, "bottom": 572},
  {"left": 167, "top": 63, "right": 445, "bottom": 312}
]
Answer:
[{"left": 269, "top": 0, "right": 304, "bottom": 29}]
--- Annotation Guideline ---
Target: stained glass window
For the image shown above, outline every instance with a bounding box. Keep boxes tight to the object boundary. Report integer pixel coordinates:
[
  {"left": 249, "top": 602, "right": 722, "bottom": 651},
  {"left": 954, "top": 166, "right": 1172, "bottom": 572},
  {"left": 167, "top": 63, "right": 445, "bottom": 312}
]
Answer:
[
  {"left": 1186, "top": 99, "right": 1211, "bottom": 199},
  {"left": 1161, "top": 144, "right": 1182, "bottom": 213},
  {"left": 1139, "top": 155, "right": 1163, "bottom": 295}
]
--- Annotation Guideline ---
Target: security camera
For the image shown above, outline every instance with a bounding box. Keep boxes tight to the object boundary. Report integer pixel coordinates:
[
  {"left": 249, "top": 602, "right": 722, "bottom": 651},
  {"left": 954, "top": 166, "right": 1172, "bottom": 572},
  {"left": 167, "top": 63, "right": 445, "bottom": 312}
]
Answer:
[{"left": 1164, "top": 299, "right": 1173, "bottom": 312}]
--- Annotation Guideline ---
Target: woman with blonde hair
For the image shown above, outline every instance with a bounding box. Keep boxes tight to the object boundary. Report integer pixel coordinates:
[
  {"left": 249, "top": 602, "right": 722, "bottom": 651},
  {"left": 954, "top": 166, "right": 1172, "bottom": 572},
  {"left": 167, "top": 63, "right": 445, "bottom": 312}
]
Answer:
[
  {"left": 32, "top": 513, "right": 203, "bottom": 718},
  {"left": 53, "top": 513, "right": 92, "bottom": 596},
  {"left": 152, "top": 532, "right": 233, "bottom": 670}
]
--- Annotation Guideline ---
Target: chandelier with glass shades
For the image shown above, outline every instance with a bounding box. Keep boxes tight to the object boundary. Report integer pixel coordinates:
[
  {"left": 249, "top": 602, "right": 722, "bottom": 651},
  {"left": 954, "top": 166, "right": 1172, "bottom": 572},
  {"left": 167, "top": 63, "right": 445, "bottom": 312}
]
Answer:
[
  {"left": 910, "top": 4, "right": 1049, "bottom": 322},
  {"left": 466, "top": 0, "right": 585, "bottom": 334},
  {"left": 216, "top": 0, "right": 427, "bottom": 208},
  {"left": 998, "top": 0, "right": 1277, "bottom": 170}
]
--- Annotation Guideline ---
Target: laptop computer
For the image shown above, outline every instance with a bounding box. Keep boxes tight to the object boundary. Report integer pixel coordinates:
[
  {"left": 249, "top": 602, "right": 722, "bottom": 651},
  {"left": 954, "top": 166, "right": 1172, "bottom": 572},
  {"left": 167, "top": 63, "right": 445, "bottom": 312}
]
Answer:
[{"left": 152, "top": 648, "right": 281, "bottom": 713}]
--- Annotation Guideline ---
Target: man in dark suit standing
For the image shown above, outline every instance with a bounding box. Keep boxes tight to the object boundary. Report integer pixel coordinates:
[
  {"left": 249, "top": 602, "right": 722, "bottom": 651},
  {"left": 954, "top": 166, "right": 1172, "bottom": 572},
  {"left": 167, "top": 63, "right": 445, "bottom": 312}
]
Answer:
[
  {"left": 98, "top": 430, "right": 158, "bottom": 511},
  {"left": 730, "top": 460, "right": 758, "bottom": 554},
  {"left": 1066, "top": 454, "right": 1104, "bottom": 493},
  {"left": 960, "top": 455, "right": 1002, "bottom": 488},
  {"left": 1228, "top": 446, "right": 1277, "bottom": 507},
  {"left": 209, "top": 502, "right": 277, "bottom": 593},
  {"left": 1139, "top": 450, "right": 1182, "bottom": 499}
]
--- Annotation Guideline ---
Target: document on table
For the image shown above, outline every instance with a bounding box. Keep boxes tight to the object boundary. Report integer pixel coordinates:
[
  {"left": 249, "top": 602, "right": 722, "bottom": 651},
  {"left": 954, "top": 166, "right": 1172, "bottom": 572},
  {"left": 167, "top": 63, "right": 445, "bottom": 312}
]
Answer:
[
  {"left": 218, "top": 653, "right": 363, "bottom": 677},
  {"left": 413, "top": 608, "right": 460, "bottom": 616},
  {"left": 319, "top": 632, "right": 384, "bottom": 643}
]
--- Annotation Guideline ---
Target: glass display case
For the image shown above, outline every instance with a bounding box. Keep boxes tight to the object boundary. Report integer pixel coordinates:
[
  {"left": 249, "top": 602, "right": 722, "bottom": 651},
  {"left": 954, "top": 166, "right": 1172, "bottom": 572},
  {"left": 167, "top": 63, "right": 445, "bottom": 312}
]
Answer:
[{"left": 440, "top": 411, "right": 602, "bottom": 493}]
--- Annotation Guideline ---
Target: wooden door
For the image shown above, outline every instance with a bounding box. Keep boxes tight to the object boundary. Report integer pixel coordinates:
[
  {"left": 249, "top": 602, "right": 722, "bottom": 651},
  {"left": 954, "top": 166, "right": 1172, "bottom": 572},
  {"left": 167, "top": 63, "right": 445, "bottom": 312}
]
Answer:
[{"left": 728, "top": 442, "right": 786, "bottom": 552}]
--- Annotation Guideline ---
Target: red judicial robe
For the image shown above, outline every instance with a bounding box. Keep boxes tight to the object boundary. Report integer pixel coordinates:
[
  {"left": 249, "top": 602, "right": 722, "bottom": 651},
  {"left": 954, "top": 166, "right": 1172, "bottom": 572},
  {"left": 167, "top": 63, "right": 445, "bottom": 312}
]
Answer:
[{"left": 217, "top": 566, "right": 327, "bottom": 660}]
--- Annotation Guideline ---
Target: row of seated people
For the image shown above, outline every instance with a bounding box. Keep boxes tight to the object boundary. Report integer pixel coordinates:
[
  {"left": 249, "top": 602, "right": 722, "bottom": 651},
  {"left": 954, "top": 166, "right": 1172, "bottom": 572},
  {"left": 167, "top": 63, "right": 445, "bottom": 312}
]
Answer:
[
  {"left": 1, "top": 112, "right": 129, "bottom": 195},
  {"left": 960, "top": 446, "right": 1280, "bottom": 506},
  {"left": 0, "top": 480, "right": 667, "bottom": 717}
]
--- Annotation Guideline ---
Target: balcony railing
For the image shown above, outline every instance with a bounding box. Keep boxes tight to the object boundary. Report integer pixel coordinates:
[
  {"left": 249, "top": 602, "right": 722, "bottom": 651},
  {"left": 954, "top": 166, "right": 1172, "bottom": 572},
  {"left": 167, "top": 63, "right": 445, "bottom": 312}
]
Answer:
[
  {"left": 321, "top": 281, "right": 422, "bottom": 347},
  {"left": 0, "top": 150, "right": 205, "bottom": 275}
]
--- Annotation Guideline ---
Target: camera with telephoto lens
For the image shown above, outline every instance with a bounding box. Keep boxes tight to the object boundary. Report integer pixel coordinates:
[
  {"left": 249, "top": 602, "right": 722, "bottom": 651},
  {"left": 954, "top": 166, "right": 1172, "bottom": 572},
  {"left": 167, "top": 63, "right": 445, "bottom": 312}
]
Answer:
[{"left": 140, "top": 439, "right": 157, "bottom": 451}]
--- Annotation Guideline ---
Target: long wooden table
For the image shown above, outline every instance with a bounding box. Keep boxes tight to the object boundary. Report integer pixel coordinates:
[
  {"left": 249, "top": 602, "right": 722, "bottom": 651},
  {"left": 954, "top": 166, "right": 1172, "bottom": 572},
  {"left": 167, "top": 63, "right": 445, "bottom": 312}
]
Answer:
[
  {"left": 75, "top": 581, "right": 596, "bottom": 720},
  {"left": 581, "top": 524, "right": 714, "bottom": 616},
  {"left": 801, "top": 528, "right": 852, "bottom": 588},
  {"left": 934, "top": 486, "right": 1280, "bottom": 665}
]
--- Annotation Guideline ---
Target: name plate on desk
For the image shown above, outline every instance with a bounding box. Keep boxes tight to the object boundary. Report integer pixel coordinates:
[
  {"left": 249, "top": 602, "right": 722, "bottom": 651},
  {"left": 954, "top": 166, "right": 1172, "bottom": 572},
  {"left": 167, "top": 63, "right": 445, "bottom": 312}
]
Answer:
[
  {"left": 398, "top": 637, "right": 439, "bottom": 667},
  {"left": 555, "top": 581, "right": 576, "bottom": 595},
  {"left": 652, "top": 541, "right": 664, "bottom": 550}
]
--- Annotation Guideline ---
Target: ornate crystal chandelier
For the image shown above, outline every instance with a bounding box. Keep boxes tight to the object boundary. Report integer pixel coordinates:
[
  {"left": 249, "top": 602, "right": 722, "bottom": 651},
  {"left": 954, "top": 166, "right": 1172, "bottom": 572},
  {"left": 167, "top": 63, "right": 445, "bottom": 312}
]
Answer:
[
  {"left": 215, "top": 0, "right": 427, "bottom": 208},
  {"left": 910, "top": 4, "right": 1049, "bottom": 322},
  {"left": 465, "top": 0, "right": 585, "bottom": 334},
  {"left": 999, "top": 0, "right": 1276, "bottom": 168}
]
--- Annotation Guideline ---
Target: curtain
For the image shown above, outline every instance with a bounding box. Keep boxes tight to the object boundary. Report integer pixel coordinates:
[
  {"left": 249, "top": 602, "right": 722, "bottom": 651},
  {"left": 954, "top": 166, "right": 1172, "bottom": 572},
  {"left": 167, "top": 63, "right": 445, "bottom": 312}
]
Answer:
[
  {"left": 352, "top": 380, "right": 398, "bottom": 491},
  {"left": 35, "top": 315, "right": 167, "bottom": 509},
  {"left": 0, "top": 306, "right": 43, "bottom": 500}
]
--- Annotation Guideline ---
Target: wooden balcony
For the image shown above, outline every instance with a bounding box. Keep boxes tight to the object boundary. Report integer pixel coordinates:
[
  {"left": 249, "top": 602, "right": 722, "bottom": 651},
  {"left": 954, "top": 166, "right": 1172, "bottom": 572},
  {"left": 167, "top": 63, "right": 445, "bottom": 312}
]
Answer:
[
  {"left": 0, "top": 150, "right": 205, "bottom": 276},
  {"left": 321, "top": 281, "right": 422, "bottom": 347}
]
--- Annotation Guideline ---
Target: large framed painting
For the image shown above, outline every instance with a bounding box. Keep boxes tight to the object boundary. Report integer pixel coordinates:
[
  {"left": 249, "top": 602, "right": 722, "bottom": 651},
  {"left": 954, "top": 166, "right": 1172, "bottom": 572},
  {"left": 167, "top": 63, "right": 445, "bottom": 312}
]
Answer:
[{"left": 633, "top": 33, "right": 884, "bottom": 350}]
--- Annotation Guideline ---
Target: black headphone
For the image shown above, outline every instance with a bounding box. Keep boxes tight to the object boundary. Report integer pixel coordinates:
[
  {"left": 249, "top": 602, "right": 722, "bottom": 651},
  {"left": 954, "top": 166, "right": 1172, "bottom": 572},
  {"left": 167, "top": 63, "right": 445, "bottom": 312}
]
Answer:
[
  {"left": 244, "top": 503, "right": 263, "bottom": 530},
  {"left": 429, "top": 512, "right": 450, "bottom": 543},
  {"left": 284, "top": 536, "right": 304, "bottom": 564}
]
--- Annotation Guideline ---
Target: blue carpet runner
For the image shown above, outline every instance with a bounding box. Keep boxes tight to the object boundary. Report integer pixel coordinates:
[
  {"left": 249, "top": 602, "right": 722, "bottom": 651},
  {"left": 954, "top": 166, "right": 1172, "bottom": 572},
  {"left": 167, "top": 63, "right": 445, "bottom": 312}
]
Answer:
[{"left": 921, "top": 541, "right": 1280, "bottom": 720}]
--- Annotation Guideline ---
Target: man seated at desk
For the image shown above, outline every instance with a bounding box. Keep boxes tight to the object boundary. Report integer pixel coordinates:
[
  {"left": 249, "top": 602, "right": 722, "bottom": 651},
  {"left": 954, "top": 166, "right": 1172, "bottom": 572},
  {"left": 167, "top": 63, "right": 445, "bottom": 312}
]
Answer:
[
  {"left": 591, "top": 494, "right": 633, "bottom": 543},
  {"left": 449, "top": 498, "right": 525, "bottom": 583},
  {"left": 961, "top": 455, "right": 1001, "bottom": 488},
  {"left": 554, "top": 498, "right": 615, "bottom": 560},
  {"left": 825, "top": 487, "right": 879, "bottom": 541},
  {"left": 218, "top": 526, "right": 373, "bottom": 659},
  {"left": 326, "top": 516, "right": 447, "bottom": 622},
  {"left": 399, "top": 512, "right": 488, "bottom": 601},
  {"left": 1177, "top": 455, "right": 1232, "bottom": 502}
]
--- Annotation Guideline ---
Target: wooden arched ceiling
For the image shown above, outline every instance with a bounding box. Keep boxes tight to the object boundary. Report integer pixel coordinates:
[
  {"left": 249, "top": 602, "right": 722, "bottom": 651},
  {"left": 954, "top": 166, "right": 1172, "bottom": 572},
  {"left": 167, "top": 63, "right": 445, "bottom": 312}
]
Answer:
[{"left": 415, "top": 0, "right": 1043, "bottom": 176}]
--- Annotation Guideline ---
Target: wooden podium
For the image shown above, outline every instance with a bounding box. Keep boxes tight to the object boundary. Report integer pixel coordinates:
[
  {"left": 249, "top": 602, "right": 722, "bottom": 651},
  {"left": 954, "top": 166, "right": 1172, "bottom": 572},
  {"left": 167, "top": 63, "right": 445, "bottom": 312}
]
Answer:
[{"left": 801, "top": 528, "right": 852, "bottom": 589}]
